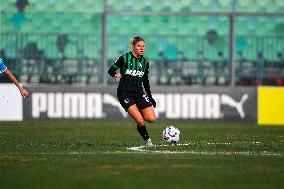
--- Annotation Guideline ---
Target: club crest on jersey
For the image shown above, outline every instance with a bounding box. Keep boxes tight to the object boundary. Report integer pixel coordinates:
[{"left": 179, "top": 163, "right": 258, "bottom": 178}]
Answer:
[{"left": 125, "top": 69, "right": 144, "bottom": 77}]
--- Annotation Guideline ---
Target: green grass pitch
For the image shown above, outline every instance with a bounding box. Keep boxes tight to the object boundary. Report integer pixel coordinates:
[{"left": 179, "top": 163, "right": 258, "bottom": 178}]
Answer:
[{"left": 0, "top": 120, "right": 283, "bottom": 189}]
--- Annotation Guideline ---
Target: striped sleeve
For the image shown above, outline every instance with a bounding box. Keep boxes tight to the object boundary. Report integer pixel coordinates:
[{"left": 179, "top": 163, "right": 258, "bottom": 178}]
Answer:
[
  {"left": 144, "top": 60, "right": 149, "bottom": 76},
  {"left": 108, "top": 55, "right": 124, "bottom": 77},
  {"left": 142, "top": 61, "right": 152, "bottom": 97}
]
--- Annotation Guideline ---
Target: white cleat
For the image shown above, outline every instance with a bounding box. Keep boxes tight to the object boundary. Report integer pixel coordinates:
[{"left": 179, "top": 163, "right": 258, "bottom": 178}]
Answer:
[{"left": 145, "top": 138, "right": 154, "bottom": 147}]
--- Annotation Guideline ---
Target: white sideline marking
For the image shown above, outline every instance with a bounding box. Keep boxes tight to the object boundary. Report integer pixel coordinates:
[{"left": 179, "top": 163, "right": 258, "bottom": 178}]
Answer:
[
  {"left": 26, "top": 150, "right": 281, "bottom": 156},
  {"left": 126, "top": 142, "right": 282, "bottom": 156},
  {"left": 5, "top": 142, "right": 280, "bottom": 156}
]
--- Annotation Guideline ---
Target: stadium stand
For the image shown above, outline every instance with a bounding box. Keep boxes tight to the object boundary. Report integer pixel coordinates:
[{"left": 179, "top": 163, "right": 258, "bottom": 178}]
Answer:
[{"left": 0, "top": 0, "right": 283, "bottom": 85}]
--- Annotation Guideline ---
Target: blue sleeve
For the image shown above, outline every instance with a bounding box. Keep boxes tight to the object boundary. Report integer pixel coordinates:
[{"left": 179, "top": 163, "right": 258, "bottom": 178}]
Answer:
[{"left": 0, "top": 58, "right": 8, "bottom": 74}]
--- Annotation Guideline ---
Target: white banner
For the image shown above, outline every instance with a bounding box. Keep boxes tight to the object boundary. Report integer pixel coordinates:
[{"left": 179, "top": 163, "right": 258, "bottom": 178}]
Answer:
[{"left": 0, "top": 84, "right": 23, "bottom": 121}]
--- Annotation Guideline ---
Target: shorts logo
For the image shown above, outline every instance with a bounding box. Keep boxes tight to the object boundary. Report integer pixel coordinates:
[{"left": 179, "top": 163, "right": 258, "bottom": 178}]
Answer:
[
  {"left": 124, "top": 98, "right": 130, "bottom": 104},
  {"left": 143, "top": 95, "right": 150, "bottom": 102}
]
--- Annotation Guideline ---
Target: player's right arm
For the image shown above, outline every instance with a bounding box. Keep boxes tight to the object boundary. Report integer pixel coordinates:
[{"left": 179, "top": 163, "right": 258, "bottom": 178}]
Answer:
[
  {"left": 108, "top": 56, "right": 123, "bottom": 78},
  {"left": 4, "top": 69, "right": 29, "bottom": 97},
  {"left": 0, "top": 58, "right": 29, "bottom": 98},
  {"left": 0, "top": 58, "right": 7, "bottom": 74}
]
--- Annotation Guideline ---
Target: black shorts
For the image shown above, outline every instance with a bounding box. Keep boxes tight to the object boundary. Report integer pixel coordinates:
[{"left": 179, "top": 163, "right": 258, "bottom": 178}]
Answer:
[{"left": 117, "top": 85, "right": 153, "bottom": 112}]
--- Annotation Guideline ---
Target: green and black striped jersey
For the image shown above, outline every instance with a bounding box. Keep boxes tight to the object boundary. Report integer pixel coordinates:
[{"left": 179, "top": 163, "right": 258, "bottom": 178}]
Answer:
[{"left": 108, "top": 52, "right": 150, "bottom": 86}]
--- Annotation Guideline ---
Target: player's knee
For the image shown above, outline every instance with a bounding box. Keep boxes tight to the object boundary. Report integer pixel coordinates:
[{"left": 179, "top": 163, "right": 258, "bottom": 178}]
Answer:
[
  {"left": 146, "top": 115, "right": 157, "bottom": 123},
  {"left": 136, "top": 119, "right": 145, "bottom": 126}
]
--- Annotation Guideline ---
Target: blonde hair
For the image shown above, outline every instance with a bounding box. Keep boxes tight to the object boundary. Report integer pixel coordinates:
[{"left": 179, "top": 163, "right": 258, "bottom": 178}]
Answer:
[{"left": 129, "top": 36, "right": 144, "bottom": 50}]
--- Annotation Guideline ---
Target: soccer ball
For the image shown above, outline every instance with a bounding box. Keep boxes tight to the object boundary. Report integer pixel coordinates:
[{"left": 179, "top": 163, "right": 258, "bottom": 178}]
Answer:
[{"left": 162, "top": 126, "right": 180, "bottom": 144}]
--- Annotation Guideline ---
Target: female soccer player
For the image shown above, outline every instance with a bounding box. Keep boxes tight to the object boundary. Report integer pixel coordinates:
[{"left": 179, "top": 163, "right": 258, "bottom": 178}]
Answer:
[
  {"left": 0, "top": 58, "right": 29, "bottom": 97},
  {"left": 108, "top": 36, "right": 156, "bottom": 147}
]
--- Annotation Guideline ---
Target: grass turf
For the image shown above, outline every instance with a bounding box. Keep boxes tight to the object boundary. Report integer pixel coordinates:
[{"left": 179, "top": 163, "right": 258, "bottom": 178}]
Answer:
[{"left": 0, "top": 120, "right": 283, "bottom": 189}]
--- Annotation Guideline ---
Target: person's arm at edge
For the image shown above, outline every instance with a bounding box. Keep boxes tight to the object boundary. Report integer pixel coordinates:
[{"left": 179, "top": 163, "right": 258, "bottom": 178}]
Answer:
[{"left": 4, "top": 69, "right": 29, "bottom": 98}]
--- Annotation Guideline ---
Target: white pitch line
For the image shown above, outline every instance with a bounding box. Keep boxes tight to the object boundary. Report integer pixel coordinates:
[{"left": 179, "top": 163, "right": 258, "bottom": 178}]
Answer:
[
  {"left": 12, "top": 150, "right": 281, "bottom": 156},
  {"left": 2, "top": 142, "right": 280, "bottom": 156},
  {"left": 127, "top": 143, "right": 192, "bottom": 152},
  {"left": 126, "top": 142, "right": 283, "bottom": 156},
  {"left": 126, "top": 142, "right": 257, "bottom": 151}
]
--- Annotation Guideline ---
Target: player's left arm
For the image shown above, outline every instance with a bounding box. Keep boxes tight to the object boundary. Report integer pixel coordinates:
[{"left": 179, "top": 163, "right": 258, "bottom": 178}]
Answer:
[{"left": 142, "top": 63, "right": 156, "bottom": 108}]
